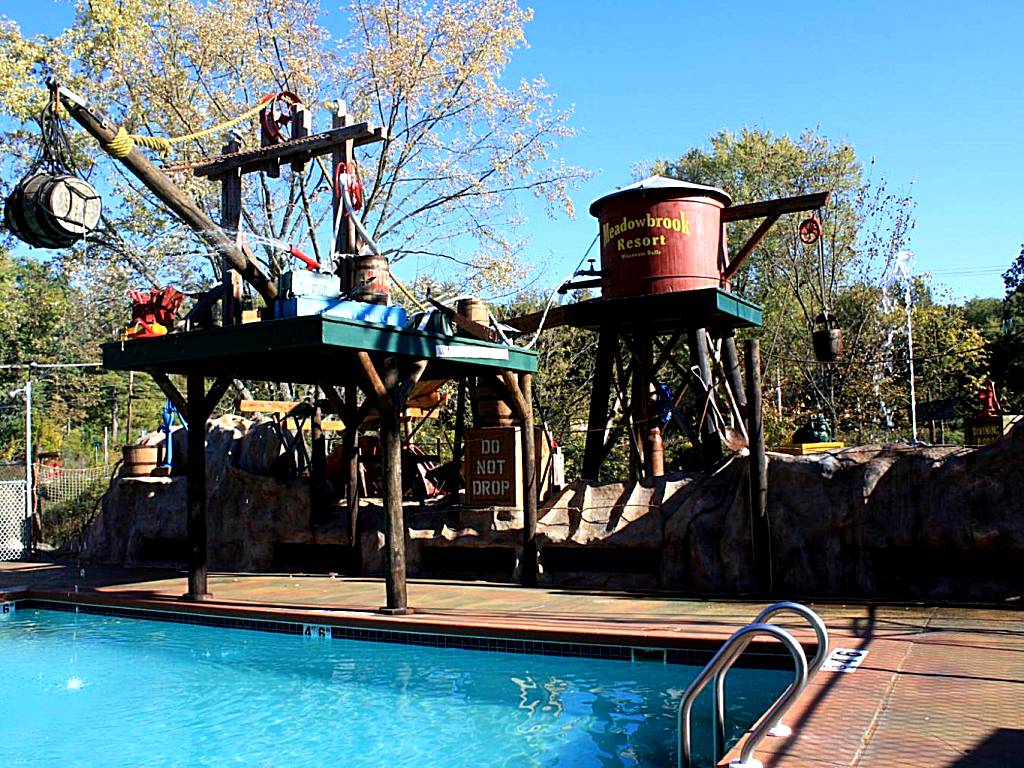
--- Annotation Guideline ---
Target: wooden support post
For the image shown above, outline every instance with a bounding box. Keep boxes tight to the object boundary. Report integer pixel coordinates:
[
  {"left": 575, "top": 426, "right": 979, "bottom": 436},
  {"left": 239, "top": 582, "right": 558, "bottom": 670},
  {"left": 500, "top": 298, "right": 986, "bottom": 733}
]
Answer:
[
  {"left": 582, "top": 328, "right": 616, "bottom": 480},
  {"left": 343, "top": 385, "right": 361, "bottom": 565},
  {"left": 519, "top": 372, "right": 539, "bottom": 587},
  {"left": 203, "top": 376, "right": 233, "bottom": 416},
  {"left": 220, "top": 136, "right": 243, "bottom": 326},
  {"left": 721, "top": 333, "right": 748, "bottom": 418},
  {"left": 629, "top": 336, "right": 653, "bottom": 478},
  {"left": 289, "top": 104, "right": 311, "bottom": 172},
  {"left": 309, "top": 394, "right": 327, "bottom": 524},
  {"left": 689, "top": 327, "right": 722, "bottom": 469},
  {"left": 745, "top": 339, "right": 772, "bottom": 594},
  {"left": 378, "top": 361, "right": 410, "bottom": 614},
  {"left": 331, "top": 102, "right": 357, "bottom": 289},
  {"left": 185, "top": 373, "right": 210, "bottom": 600},
  {"left": 452, "top": 379, "right": 467, "bottom": 482}
]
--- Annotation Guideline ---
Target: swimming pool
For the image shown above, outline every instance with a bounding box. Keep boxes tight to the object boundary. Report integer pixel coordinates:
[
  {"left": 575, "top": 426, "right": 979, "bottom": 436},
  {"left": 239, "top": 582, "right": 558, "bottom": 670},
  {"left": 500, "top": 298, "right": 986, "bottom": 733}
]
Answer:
[{"left": 0, "top": 604, "right": 789, "bottom": 767}]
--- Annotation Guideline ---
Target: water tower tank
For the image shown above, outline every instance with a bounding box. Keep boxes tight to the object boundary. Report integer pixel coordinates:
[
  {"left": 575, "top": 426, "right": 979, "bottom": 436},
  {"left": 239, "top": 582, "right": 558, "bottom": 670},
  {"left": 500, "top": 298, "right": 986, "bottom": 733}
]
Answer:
[{"left": 589, "top": 175, "right": 731, "bottom": 299}]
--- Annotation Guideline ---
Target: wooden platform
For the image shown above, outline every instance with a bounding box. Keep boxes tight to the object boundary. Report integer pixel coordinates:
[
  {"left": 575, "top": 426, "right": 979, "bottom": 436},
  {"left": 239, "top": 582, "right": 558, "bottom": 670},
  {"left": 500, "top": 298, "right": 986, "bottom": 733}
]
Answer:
[
  {"left": 504, "top": 287, "right": 762, "bottom": 335},
  {"left": 102, "top": 313, "right": 537, "bottom": 382}
]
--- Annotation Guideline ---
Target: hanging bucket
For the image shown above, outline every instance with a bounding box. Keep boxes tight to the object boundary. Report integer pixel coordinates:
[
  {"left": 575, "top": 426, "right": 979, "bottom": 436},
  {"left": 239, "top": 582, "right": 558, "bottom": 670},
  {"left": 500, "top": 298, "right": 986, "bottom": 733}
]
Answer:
[
  {"left": 812, "top": 312, "right": 844, "bottom": 363},
  {"left": 351, "top": 254, "right": 391, "bottom": 305},
  {"left": 3, "top": 172, "right": 101, "bottom": 249}
]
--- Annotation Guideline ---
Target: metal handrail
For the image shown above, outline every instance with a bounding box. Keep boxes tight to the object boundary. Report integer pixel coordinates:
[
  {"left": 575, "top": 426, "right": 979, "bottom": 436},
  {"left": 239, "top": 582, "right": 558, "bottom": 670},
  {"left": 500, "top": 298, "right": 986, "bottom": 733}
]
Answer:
[
  {"left": 713, "top": 602, "right": 829, "bottom": 759},
  {"left": 678, "top": 623, "right": 808, "bottom": 768}
]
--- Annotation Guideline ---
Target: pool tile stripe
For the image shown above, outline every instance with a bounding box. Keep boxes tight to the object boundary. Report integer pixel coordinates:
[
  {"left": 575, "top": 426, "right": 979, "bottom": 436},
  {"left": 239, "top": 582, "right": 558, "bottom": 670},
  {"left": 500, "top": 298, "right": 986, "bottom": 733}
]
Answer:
[{"left": 20, "top": 598, "right": 793, "bottom": 669}]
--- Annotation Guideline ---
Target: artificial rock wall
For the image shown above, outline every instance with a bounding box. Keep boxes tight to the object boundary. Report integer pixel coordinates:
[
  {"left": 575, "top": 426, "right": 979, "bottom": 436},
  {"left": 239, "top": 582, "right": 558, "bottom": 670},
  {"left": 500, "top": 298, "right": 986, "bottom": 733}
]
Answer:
[{"left": 84, "top": 416, "right": 1024, "bottom": 601}]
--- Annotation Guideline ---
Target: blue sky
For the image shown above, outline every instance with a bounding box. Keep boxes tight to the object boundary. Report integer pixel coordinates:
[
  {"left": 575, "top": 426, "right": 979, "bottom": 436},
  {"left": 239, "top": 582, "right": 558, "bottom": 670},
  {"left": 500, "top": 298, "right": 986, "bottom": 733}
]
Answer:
[{"left": 8, "top": 0, "right": 1022, "bottom": 301}]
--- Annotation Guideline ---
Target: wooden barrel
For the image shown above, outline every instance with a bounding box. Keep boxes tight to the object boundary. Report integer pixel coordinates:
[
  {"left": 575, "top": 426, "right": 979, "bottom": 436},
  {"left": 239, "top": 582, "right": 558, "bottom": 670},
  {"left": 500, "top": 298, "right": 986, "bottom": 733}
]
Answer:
[
  {"left": 812, "top": 312, "right": 844, "bottom": 363},
  {"left": 351, "top": 254, "right": 390, "bottom": 305},
  {"left": 457, "top": 297, "right": 488, "bottom": 325},
  {"left": 3, "top": 173, "right": 101, "bottom": 249},
  {"left": 122, "top": 445, "right": 158, "bottom": 477},
  {"left": 473, "top": 383, "right": 518, "bottom": 427}
]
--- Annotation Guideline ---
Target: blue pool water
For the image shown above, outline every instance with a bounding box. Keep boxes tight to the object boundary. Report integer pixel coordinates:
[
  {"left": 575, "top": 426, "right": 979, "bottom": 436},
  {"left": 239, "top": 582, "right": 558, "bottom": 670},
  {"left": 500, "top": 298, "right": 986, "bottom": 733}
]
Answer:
[{"left": 0, "top": 607, "right": 788, "bottom": 767}]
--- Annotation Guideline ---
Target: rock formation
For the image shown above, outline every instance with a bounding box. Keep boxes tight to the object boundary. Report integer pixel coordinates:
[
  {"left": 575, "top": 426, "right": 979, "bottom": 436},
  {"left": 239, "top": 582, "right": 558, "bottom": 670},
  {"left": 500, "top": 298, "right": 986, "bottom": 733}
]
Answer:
[{"left": 84, "top": 416, "right": 1024, "bottom": 601}]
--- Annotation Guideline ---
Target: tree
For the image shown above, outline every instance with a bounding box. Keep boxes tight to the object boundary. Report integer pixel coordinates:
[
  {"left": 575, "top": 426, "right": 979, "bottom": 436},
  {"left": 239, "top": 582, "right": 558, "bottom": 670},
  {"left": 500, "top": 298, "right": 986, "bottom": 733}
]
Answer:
[
  {"left": 0, "top": 0, "right": 585, "bottom": 299},
  {"left": 650, "top": 129, "right": 984, "bottom": 443}
]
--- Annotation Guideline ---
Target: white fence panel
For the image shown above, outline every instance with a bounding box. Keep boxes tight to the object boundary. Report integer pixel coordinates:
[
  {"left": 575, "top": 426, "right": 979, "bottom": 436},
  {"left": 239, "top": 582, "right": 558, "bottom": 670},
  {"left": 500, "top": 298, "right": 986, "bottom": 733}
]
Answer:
[{"left": 0, "top": 480, "right": 28, "bottom": 561}]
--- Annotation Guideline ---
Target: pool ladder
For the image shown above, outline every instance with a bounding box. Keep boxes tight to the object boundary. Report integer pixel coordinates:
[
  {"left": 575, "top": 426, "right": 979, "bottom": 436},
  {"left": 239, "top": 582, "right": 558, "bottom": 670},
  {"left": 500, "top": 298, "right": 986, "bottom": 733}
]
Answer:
[{"left": 677, "top": 601, "right": 829, "bottom": 768}]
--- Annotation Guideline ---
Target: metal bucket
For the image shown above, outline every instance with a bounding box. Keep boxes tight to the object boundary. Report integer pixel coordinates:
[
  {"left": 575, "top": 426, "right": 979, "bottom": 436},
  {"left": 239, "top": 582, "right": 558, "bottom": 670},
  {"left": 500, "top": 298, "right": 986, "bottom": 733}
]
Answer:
[
  {"left": 3, "top": 173, "right": 101, "bottom": 249},
  {"left": 589, "top": 175, "right": 731, "bottom": 299},
  {"left": 351, "top": 254, "right": 390, "bottom": 305}
]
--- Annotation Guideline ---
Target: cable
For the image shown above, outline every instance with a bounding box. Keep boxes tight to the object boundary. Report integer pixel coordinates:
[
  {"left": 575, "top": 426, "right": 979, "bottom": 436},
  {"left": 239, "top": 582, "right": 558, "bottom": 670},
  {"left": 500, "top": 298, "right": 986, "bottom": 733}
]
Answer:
[{"left": 523, "top": 233, "right": 600, "bottom": 349}]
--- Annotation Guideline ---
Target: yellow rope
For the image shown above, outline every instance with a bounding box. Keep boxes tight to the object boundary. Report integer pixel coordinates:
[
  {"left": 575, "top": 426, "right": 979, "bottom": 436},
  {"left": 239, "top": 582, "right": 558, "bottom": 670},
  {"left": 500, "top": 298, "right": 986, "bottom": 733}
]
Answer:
[
  {"left": 390, "top": 272, "right": 429, "bottom": 311},
  {"left": 101, "top": 93, "right": 299, "bottom": 158}
]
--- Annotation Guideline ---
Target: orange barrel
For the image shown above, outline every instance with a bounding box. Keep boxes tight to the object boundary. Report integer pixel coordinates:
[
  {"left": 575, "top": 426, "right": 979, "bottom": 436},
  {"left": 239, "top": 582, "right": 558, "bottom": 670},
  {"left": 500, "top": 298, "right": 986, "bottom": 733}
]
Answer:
[
  {"left": 472, "top": 381, "right": 518, "bottom": 427},
  {"left": 351, "top": 254, "right": 391, "bottom": 305},
  {"left": 589, "top": 175, "right": 731, "bottom": 298}
]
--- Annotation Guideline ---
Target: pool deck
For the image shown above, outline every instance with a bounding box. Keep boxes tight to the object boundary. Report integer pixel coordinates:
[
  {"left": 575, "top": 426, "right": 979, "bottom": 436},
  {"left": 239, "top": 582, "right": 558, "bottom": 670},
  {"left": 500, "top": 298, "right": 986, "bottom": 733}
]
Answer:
[{"left": 2, "top": 562, "right": 1021, "bottom": 768}]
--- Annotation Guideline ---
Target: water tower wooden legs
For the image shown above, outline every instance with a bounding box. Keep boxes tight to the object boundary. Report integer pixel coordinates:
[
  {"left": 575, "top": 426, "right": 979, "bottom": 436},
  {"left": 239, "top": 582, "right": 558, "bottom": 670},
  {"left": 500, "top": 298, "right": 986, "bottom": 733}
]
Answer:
[
  {"left": 689, "top": 327, "right": 722, "bottom": 470},
  {"left": 580, "top": 323, "right": 750, "bottom": 479},
  {"left": 582, "top": 329, "right": 617, "bottom": 480}
]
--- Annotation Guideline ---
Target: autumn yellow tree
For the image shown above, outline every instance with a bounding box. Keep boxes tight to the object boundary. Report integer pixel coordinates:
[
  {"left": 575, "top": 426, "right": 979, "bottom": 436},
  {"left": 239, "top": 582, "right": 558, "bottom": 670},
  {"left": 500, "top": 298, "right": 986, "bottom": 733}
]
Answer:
[{"left": 0, "top": 0, "right": 585, "bottom": 299}]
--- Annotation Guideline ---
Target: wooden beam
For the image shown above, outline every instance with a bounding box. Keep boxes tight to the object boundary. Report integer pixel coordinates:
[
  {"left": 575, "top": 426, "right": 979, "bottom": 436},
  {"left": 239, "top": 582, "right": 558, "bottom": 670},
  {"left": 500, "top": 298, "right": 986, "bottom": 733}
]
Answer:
[
  {"left": 203, "top": 375, "right": 234, "bottom": 416},
  {"left": 309, "top": 397, "right": 327, "bottom": 523},
  {"left": 499, "top": 370, "right": 529, "bottom": 420},
  {"left": 318, "top": 383, "right": 347, "bottom": 417},
  {"left": 220, "top": 137, "right": 243, "bottom": 326},
  {"left": 689, "top": 327, "right": 722, "bottom": 469},
  {"left": 344, "top": 383, "right": 361, "bottom": 568},
  {"left": 354, "top": 351, "right": 391, "bottom": 412},
  {"left": 721, "top": 333, "right": 748, "bottom": 417},
  {"left": 501, "top": 306, "right": 568, "bottom": 334},
  {"left": 148, "top": 370, "right": 188, "bottom": 423},
  {"left": 56, "top": 88, "right": 278, "bottom": 305},
  {"left": 582, "top": 328, "right": 617, "bottom": 480},
  {"left": 427, "top": 297, "right": 496, "bottom": 342},
  {"left": 379, "top": 362, "right": 413, "bottom": 615},
  {"left": 721, "top": 191, "right": 831, "bottom": 223},
  {"left": 722, "top": 213, "right": 780, "bottom": 282},
  {"left": 192, "top": 123, "right": 387, "bottom": 179}
]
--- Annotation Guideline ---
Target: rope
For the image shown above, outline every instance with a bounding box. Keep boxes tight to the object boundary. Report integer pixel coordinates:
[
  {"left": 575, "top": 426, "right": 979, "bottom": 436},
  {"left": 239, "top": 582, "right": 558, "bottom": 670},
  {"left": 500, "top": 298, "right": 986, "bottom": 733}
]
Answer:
[{"left": 101, "top": 92, "right": 300, "bottom": 158}]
